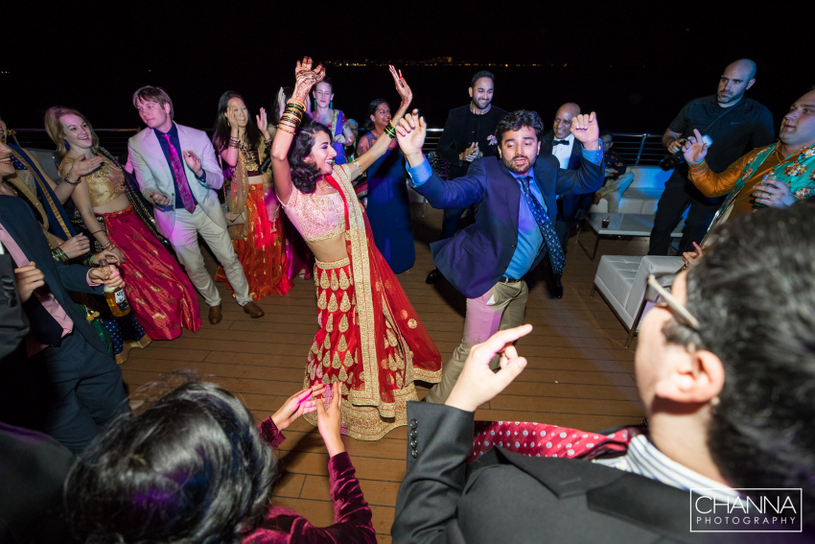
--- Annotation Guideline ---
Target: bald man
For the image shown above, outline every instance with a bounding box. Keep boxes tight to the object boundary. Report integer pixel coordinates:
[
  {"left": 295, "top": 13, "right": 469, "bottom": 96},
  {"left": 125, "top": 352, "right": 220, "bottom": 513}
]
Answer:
[
  {"left": 648, "top": 59, "right": 774, "bottom": 255},
  {"left": 539, "top": 102, "right": 587, "bottom": 298}
]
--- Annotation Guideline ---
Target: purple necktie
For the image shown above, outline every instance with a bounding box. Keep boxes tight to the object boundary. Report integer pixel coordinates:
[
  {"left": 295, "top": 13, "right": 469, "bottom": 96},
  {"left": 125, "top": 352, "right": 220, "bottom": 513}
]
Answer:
[{"left": 161, "top": 133, "right": 196, "bottom": 213}]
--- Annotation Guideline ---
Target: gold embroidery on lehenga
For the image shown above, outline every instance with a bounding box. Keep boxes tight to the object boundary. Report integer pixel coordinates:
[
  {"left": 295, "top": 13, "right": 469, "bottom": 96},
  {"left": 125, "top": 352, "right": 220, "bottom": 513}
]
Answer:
[
  {"left": 408, "top": 319, "right": 418, "bottom": 329},
  {"left": 340, "top": 292, "right": 351, "bottom": 313},
  {"left": 332, "top": 352, "right": 342, "bottom": 369},
  {"left": 339, "top": 314, "right": 349, "bottom": 333},
  {"left": 320, "top": 269, "right": 330, "bottom": 289},
  {"left": 337, "top": 334, "right": 347, "bottom": 353},
  {"left": 325, "top": 313, "right": 333, "bottom": 333},
  {"left": 328, "top": 293, "right": 338, "bottom": 313},
  {"left": 330, "top": 270, "right": 339, "bottom": 291},
  {"left": 317, "top": 290, "right": 327, "bottom": 310},
  {"left": 339, "top": 269, "right": 350, "bottom": 290}
]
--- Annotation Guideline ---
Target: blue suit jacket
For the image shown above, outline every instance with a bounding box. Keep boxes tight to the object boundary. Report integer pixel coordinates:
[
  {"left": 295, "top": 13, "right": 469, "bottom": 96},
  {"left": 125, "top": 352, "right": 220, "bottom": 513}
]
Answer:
[
  {"left": 0, "top": 196, "right": 108, "bottom": 359},
  {"left": 414, "top": 155, "right": 602, "bottom": 298}
]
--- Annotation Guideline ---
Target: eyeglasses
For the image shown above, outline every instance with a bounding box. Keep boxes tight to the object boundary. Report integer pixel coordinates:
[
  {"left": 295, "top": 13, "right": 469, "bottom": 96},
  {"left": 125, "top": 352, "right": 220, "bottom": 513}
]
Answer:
[{"left": 647, "top": 275, "right": 701, "bottom": 332}]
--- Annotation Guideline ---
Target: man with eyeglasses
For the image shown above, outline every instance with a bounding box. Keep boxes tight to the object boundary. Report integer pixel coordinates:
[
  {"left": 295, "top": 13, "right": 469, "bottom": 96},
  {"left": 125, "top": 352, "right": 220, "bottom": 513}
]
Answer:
[{"left": 393, "top": 205, "right": 815, "bottom": 542}]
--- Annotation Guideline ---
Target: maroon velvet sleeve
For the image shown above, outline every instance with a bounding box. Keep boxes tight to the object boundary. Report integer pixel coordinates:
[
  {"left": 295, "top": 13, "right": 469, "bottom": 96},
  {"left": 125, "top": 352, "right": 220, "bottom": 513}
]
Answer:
[
  {"left": 242, "top": 453, "right": 376, "bottom": 544},
  {"left": 257, "top": 417, "right": 286, "bottom": 450}
]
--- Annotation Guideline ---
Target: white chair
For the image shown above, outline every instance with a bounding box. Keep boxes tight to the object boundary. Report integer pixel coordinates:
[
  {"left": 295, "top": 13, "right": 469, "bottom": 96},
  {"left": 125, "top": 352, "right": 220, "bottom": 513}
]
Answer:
[{"left": 590, "top": 255, "right": 683, "bottom": 347}]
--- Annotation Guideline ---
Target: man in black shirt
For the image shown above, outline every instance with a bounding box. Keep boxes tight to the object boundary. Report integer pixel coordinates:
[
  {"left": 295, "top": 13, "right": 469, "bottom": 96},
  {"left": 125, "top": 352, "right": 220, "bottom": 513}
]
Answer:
[
  {"left": 428, "top": 71, "right": 508, "bottom": 284},
  {"left": 648, "top": 59, "right": 774, "bottom": 255}
]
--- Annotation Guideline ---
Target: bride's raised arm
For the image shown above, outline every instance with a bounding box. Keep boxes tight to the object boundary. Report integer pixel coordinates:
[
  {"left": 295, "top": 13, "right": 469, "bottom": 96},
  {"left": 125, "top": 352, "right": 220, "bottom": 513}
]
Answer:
[{"left": 270, "top": 57, "right": 325, "bottom": 204}]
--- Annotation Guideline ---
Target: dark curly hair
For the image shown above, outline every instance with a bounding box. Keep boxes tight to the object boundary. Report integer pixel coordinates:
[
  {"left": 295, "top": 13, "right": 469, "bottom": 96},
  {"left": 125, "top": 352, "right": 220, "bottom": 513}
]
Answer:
[
  {"left": 64, "top": 375, "right": 276, "bottom": 544},
  {"left": 288, "top": 117, "right": 332, "bottom": 194},
  {"left": 668, "top": 205, "right": 815, "bottom": 526},
  {"left": 212, "top": 91, "right": 263, "bottom": 153},
  {"left": 494, "top": 110, "right": 542, "bottom": 146}
]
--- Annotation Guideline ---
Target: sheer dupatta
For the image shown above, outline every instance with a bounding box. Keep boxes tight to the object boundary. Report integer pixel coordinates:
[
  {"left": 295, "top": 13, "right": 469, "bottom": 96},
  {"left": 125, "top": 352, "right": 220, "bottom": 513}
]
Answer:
[{"left": 326, "top": 165, "right": 441, "bottom": 410}]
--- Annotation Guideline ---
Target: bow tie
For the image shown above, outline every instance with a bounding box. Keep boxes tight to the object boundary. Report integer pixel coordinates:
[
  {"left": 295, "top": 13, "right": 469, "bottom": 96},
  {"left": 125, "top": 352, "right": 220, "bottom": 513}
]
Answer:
[{"left": 553, "top": 139, "right": 570, "bottom": 146}]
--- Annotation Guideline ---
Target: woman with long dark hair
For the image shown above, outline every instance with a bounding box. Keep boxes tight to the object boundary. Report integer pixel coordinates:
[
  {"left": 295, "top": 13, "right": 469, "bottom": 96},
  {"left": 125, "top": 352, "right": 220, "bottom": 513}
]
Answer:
[
  {"left": 270, "top": 58, "right": 441, "bottom": 441},
  {"left": 65, "top": 378, "right": 377, "bottom": 543},
  {"left": 212, "top": 91, "right": 292, "bottom": 299},
  {"left": 45, "top": 106, "right": 201, "bottom": 342},
  {"left": 357, "top": 98, "right": 414, "bottom": 273}
]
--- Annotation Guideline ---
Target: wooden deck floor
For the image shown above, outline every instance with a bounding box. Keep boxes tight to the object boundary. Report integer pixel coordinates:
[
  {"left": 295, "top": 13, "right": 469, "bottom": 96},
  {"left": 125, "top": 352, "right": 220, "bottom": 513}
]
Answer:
[{"left": 120, "top": 205, "right": 649, "bottom": 543}]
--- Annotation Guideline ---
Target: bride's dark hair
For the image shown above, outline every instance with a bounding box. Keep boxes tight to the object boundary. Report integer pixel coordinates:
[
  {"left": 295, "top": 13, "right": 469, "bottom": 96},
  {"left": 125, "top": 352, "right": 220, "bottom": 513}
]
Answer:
[{"left": 289, "top": 118, "right": 333, "bottom": 194}]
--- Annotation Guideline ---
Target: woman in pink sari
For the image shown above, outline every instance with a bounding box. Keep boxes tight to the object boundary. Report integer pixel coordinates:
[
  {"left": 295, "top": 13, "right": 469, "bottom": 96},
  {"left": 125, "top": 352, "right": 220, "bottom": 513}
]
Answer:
[
  {"left": 270, "top": 58, "right": 441, "bottom": 440},
  {"left": 45, "top": 107, "right": 202, "bottom": 341}
]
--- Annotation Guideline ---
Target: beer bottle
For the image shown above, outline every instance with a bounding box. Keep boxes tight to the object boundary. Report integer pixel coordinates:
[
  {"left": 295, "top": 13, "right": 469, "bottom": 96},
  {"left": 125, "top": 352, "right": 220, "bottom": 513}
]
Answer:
[{"left": 99, "top": 260, "right": 131, "bottom": 317}]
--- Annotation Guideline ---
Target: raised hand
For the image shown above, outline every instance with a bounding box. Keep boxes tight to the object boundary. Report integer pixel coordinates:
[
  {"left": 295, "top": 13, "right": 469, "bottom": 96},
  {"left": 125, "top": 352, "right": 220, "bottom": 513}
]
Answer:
[
  {"left": 316, "top": 382, "right": 345, "bottom": 457},
  {"left": 294, "top": 56, "right": 325, "bottom": 93},
  {"left": 13, "top": 262, "right": 45, "bottom": 303},
  {"left": 182, "top": 150, "right": 202, "bottom": 176},
  {"left": 389, "top": 65, "right": 413, "bottom": 106},
  {"left": 59, "top": 234, "right": 91, "bottom": 259},
  {"left": 256, "top": 107, "right": 271, "bottom": 141},
  {"left": 570, "top": 112, "right": 600, "bottom": 148},
  {"left": 226, "top": 108, "right": 241, "bottom": 134},
  {"left": 682, "top": 128, "right": 709, "bottom": 164},
  {"left": 395, "top": 110, "right": 427, "bottom": 165},
  {"left": 272, "top": 384, "right": 326, "bottom": 431},
  {"left": 68, "top": 154, "right": 104, "bottom": 179},
  {"left": 445, "top": 324, "right": 533, "bottom": 412}
]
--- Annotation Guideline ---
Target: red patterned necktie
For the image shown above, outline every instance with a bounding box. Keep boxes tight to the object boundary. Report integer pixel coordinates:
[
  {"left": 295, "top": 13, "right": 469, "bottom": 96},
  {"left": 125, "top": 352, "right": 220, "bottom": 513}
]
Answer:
[
  {"left": 161, "top": 133, "right": 196, "bottom": 213},
  {"left": 469, "top": 420, "right": 635, "bottom": 463}
]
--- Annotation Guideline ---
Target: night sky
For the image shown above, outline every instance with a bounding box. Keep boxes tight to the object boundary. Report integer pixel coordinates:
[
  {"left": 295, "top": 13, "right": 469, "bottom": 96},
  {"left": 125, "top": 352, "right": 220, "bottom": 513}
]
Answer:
[{"left": 2, "top": 2, "right": 811, "bottom": 135}]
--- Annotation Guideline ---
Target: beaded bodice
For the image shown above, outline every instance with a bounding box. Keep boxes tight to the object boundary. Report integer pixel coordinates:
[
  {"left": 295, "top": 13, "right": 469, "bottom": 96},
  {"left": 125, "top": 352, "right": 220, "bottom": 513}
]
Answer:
[{"left": 281, "top": 181, "right": 345, "bottom": 242}]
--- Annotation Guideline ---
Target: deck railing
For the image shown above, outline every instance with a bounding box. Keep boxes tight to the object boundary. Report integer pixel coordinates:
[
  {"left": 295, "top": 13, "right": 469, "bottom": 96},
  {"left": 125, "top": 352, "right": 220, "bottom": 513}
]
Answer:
[{"left": 9, "top": 128, "right": 664, "bottom": 167}]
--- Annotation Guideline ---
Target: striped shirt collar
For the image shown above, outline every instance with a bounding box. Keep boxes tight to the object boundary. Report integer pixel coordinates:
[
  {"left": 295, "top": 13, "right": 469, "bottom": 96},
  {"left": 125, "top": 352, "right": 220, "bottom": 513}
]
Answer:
[{"left": 594, "top": 431, "right": 738, "bottom": 502}]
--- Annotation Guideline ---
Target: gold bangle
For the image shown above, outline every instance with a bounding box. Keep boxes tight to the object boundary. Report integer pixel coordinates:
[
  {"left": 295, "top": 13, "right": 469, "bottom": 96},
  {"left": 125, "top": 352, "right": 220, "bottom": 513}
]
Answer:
[
  {"left": 277, "top": 124, "right": 296, "bottom": 135},
  {"left": 383, "top": 121, "right": 397, "bottom": 139}
]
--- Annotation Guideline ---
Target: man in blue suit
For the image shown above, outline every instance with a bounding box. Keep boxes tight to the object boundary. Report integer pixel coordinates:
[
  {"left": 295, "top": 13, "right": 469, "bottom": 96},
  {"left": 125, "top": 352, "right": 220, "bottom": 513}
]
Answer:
[
  {"left": 396, "top": 110, "right": 603, "bottom": 403},
  {"left": 0, "top": 192, "right": 128, "bottom": 454}
]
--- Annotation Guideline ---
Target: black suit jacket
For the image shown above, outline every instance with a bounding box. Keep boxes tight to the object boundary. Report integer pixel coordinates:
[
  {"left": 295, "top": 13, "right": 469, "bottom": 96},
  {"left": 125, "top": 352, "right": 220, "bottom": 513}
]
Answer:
[
  {"left": 0, "top": 196, "right": 108, "bottom": 362},
  {"left": 392, "top": 402, "right": 811, "bottom": 543}
]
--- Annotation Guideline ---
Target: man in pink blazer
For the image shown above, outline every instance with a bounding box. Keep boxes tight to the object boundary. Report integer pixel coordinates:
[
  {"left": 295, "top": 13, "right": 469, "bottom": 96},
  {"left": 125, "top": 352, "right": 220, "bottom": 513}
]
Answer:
[{"left": 127, "top": 86, "right": 263, "bottom": 324}]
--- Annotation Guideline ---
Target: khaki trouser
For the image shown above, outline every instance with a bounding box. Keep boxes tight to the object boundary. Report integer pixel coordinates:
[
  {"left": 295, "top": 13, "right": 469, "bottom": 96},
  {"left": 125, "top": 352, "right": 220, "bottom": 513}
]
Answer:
[
  {"left": 169, "top": 207, "right": 252, "bottom": 307},
  {"left": 424, "top": 279, "right": 529, "bottom": 404}
]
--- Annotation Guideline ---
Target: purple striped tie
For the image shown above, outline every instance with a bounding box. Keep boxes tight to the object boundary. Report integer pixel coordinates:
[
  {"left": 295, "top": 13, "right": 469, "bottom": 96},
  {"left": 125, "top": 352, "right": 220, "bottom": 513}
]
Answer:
[{"left": 161, "top": 134, "right": 196, "bottom": 213}]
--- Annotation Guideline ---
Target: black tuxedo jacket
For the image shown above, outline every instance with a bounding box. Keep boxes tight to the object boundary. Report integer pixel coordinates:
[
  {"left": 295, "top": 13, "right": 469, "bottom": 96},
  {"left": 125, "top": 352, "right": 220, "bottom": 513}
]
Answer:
[
  {"left": 392, "top": 402, "right": 812, "bottom": 543},
  {"left": 541, "top": 130, "right": 583, "bottom": 171},
  {"left": 0, "top": 196, "right": 108, "bottom": 363}
]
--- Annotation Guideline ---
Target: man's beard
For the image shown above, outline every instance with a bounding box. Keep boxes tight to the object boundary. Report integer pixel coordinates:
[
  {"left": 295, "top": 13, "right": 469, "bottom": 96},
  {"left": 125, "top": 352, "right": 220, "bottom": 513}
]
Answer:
[
  {"left": 472, "top": 98, "right": 491, "bottom": 110},
  {"left": 502, "top": 154, "right": 536, "bottom": 174}
]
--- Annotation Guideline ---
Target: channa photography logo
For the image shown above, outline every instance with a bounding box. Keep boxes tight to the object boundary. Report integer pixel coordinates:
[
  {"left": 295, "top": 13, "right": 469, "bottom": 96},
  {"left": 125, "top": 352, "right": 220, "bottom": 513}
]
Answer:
[{"left": 690, "top": 488, "right": 803, "bottom": 533}]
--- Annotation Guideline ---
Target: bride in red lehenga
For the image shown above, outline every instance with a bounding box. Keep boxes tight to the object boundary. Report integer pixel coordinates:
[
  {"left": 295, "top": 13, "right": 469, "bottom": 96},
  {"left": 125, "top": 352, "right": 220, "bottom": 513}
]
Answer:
[{"left": 269, "top": 57, "right": 441, "bottom": 440}]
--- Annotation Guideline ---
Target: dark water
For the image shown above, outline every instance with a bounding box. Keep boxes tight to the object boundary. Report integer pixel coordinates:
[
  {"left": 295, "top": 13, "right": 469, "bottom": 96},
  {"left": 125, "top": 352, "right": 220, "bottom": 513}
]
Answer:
[{"left": 2, "top": 60, "right": 809, "bottom": 137}]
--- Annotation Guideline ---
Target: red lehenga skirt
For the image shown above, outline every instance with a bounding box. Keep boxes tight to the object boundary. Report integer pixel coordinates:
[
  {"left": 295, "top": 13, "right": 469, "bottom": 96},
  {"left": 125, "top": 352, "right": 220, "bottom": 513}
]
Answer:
[
  {"left": 102, "top": 205, "right": 202, "bottom": 340},
  {"left": 216, "top": 184, "right": 292, "bottom": 299},
  {"left": 301, "top": 167, "right": 441, "bottom": 441}
]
